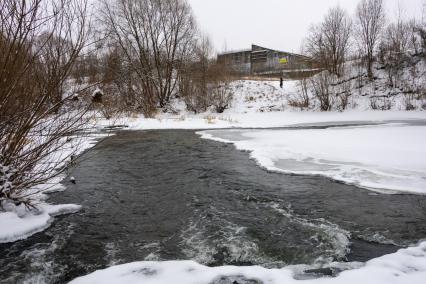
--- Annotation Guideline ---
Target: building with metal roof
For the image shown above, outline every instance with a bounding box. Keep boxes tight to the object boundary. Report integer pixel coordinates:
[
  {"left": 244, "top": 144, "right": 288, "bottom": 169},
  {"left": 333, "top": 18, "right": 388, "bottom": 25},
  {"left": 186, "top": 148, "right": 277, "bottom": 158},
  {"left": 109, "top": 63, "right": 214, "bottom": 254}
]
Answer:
[{"left": 217, "top": 44, "right": 319, "bottom": 78}]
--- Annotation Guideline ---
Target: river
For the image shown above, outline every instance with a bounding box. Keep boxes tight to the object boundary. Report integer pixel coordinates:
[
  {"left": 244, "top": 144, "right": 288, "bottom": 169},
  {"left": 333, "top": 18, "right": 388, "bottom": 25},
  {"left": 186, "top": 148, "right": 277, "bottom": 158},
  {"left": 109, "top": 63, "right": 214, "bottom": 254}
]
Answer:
[{"left": 1, "top": 129, "right": 425, "bottom": 283}]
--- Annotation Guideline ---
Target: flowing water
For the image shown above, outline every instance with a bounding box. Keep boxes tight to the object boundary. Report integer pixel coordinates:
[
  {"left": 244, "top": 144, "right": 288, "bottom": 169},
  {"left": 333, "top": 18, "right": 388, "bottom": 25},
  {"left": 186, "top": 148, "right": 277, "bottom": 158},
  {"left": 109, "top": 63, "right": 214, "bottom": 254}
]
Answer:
[{"left": 1, "top": 129, "right": 425, "bottom": 283}]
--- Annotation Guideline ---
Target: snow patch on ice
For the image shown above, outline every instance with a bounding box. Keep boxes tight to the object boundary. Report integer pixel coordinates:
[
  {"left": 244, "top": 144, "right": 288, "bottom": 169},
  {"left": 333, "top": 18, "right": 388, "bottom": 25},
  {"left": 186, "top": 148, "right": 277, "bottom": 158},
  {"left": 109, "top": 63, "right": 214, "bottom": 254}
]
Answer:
[{"left": 198, "top": 124, "right": 426, "bottom": 194}]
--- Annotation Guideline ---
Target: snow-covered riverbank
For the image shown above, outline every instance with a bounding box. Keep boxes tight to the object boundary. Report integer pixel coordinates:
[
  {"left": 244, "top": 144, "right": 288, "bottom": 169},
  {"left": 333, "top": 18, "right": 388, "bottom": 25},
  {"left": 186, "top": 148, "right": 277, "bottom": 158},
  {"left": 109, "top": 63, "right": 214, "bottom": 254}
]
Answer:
[
  {"left": 95, "top": 78, "right": 426, "bottom": 130},
  {"left": 105, "top": 110, "right": 426, "bottom": 130},
  {"left": 70, "top": 241, "right": 426, "bottom": 284}
]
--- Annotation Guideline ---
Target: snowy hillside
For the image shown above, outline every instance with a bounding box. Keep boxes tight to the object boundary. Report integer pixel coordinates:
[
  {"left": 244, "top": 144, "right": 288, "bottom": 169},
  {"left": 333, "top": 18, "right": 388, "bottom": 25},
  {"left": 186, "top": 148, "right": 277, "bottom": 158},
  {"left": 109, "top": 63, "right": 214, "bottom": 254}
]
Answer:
[
  {"left": 227, "top": 59, "right": 425, "bottom": 113},
  {"left": 156, "top": 55, "right": 426, "bottom": 116}
]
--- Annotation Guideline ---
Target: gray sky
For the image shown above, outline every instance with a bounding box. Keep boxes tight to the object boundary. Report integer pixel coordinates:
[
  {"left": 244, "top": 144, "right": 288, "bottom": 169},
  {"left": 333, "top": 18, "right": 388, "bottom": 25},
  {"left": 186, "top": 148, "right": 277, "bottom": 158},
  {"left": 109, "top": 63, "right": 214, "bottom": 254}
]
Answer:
[{"left": 188, "top": 0, "right": 424, "bottom": 54}]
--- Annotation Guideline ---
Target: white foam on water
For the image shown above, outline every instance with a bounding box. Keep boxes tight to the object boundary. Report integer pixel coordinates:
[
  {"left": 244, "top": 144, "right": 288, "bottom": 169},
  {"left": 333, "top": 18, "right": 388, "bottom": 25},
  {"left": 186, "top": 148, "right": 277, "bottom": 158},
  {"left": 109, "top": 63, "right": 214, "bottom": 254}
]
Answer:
[
  {"left": 179, "top": 210, "right": 276, "bottom": 266},
  {"left": 105, "top": 242, "right": 122, "bottom": 266},
  {"left": 141, "top": 242, "right": 162, "bottom": 261},
  {"left": 268, "top": 202, "right": 351, "bottom": 265},
  {"left": 9, "top": 223, "right": 77, "bottom": 284}
]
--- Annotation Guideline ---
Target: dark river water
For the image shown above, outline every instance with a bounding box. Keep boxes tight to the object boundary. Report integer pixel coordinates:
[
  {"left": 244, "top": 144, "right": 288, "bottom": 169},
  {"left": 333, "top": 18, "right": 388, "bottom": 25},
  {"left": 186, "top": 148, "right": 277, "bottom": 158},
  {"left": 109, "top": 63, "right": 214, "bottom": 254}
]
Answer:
[{"left": 1, "top": 130, "right": 426, "bottom": 283}]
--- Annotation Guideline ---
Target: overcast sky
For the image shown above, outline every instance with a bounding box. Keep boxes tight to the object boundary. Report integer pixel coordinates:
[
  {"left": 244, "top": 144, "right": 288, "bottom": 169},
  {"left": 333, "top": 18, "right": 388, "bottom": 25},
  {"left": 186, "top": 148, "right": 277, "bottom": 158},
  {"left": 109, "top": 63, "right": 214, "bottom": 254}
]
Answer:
[{"left": 188, "top": 0, "right": 425, "bottom": 54}]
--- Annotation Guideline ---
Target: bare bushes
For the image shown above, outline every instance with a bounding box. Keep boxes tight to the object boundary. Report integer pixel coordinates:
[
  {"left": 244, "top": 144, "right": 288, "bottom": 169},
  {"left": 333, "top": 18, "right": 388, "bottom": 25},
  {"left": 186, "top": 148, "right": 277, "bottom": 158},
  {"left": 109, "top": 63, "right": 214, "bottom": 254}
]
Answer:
[
  {"left": 177, "top": 36, "right": 211, "bottom": 114},
  {"left": 370, "top": 96, "right": 391, "bottom": 110},
  {"left": 309, "top": 72, "right": 334, "bottom": 111},
  {"left": 207, "top": 63, "right": 234, "bottom": 113},
  {"left": 177, "top": 63, "right": 208, "bottom": 114},
  {"left": 210, "top": 83, "right": 233, "bottom": 113},
  {"left": 179, "top": 61, "right": 234, "bottom": 114},
  {"left": 289, "top": 72, "right": 352, "bottom": 111},
  {"left": 336, "top": 81, "right": 352, "bottom": 111},
  {"left": 403, "top": 94, "right": 416, "bottom": 111},
  {"left": 288, "top": 79, "right": 310, "bottom": 110},
  {"left": 177, "top": 38, "right": 234, "bottom": 114},
  {"left": 178, "top": 66, "right": 209, "bottom": 114},
  {"left": 0, "top": 0, "right": 90, "bottom": 206}
]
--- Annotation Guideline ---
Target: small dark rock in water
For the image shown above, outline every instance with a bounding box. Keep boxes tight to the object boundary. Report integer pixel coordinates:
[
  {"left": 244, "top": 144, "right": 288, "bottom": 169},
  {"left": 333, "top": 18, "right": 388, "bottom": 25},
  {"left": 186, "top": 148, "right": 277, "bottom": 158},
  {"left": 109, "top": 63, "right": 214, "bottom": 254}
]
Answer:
[{"left": 70, "top": 176, "right": 76, "bottom": 184}]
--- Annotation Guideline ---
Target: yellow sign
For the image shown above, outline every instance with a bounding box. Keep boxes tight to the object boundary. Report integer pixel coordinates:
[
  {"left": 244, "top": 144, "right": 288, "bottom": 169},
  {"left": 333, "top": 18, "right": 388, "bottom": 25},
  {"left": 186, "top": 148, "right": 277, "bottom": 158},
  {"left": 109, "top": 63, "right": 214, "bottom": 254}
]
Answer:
[{"left": 279, "top": 58, "right": 288, "bottom": 64}]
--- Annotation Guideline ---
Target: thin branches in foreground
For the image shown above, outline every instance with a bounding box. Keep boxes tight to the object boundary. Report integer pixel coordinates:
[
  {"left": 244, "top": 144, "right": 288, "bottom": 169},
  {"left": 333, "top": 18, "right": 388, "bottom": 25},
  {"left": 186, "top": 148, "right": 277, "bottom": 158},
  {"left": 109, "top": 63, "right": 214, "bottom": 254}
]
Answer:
[{"left": 0, "top": 0, "right": 91, "bottom": 207}]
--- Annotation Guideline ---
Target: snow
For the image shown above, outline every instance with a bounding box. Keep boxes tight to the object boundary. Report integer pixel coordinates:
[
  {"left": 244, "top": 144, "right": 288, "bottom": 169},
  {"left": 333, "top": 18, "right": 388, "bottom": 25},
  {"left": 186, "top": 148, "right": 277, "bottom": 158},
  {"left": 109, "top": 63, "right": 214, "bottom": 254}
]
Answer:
[
  {"left": 198, "top": 123, "right": 426, "bottom": 194},
  {"left": 118, "top": 110, "right": 426, "bottom": 130},
  {"left": 70, "top": 241, "right": 426, "bottom": 284},
  {"left": 0, "top": 203, "right": 81, "bottom": 243}
]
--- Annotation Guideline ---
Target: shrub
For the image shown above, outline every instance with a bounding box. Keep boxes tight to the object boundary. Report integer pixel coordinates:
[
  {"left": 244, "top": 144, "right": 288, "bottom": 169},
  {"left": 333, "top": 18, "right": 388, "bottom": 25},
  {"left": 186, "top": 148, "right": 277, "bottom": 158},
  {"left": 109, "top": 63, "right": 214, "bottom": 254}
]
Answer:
[{"left": 309, "top": 71, "right": 334, "bottom": 111}]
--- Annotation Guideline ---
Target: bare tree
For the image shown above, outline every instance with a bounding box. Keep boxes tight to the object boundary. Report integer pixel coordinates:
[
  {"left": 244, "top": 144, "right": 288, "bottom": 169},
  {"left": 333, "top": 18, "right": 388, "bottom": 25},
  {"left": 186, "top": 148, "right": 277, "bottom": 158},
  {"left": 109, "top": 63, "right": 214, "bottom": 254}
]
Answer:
[
  {"left": 356, "top": 0, "right": 386, "bottom": 79},
  {"left": 101, "top": 0, "right": 197, "bottom": 116},
  {"left": 305, "top": 26, "right": 329, "bottom": 74},
  {"left": 420, "top": 1, "right": 426, "bottom": 52},
  {"left": 382, "top": 18, "right": 412, "bottom": 87},
  {"left": 324, "top": 7, "right": 352, "bottom": 76},
  {"left": 0, "top": 0, "right": 90, "bottom": 206},
  {"left": 305, "top": 6, "right": 351, "bottom": 77}
]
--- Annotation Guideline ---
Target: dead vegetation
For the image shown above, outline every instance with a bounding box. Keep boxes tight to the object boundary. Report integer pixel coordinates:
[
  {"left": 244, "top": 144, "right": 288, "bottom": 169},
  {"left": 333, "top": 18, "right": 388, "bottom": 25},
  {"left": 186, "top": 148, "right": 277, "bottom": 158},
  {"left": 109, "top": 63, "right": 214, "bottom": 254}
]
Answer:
[{"left": 0, "top": 0, "right": 91, "bottom": 206}]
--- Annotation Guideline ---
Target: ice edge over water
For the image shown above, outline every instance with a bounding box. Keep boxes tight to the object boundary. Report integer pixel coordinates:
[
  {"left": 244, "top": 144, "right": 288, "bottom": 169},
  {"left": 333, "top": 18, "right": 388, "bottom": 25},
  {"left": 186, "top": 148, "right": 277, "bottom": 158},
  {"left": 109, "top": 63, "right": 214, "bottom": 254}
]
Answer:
[{"left": 197, "top": 125, "right": 426, "bottom": 195}]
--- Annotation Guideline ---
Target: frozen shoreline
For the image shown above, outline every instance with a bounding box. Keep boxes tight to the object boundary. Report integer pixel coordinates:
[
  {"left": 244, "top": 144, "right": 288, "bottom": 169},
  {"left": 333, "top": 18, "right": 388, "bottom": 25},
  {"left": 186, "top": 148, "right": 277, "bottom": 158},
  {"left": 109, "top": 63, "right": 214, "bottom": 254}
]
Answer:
[
  {"left": 198, "top": 123, "right": 426, "bottom": 195},
  {"left": 120, "top": 110, "right": 426, "bottom": 130},
  {"left": 70, "top": 241, "right": 426, "bottom": 284}
]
